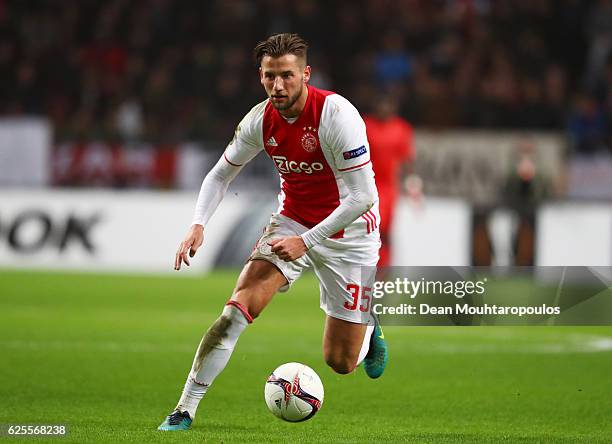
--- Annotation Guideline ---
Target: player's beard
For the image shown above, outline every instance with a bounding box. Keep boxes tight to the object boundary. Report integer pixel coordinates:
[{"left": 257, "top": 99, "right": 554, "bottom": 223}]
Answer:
[{"left": 270, "top": 83, "right": 303, "bottom": 111}]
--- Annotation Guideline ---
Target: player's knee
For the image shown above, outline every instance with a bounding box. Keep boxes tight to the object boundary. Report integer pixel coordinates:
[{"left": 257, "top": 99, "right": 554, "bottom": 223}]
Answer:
[
  {"left": 325, "top": 355, "right": 357, "bottom": 375},
  {"left": 231, "top": 290, "right": 260, "bottom": 319}
]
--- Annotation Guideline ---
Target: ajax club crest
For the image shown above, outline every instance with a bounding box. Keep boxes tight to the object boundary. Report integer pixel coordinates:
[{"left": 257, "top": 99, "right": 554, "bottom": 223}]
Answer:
[{"left": 301, "top": 127, "right": 318, "bottom": 152}]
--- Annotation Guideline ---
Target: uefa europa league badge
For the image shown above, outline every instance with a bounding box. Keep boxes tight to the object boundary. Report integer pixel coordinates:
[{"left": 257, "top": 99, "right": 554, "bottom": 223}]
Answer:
[{"left": 301, "top": 127, "right": 318, "bottom": 152}]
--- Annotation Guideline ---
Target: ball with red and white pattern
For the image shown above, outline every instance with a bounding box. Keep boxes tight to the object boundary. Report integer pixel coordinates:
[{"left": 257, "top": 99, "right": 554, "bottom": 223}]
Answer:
[{"left": 264, "top": 362, "right": 324, "bottom": 422}]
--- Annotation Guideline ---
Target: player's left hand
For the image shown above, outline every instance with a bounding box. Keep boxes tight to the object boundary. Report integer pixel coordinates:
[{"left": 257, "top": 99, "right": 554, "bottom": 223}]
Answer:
[{"left": 268, "top": 236, "right": 308, "bottom": 262}]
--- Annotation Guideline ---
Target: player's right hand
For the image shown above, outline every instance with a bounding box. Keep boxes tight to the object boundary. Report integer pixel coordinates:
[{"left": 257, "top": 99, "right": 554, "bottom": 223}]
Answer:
[{"left": 174, "top": 224, "right": 204, "bottom": 270}]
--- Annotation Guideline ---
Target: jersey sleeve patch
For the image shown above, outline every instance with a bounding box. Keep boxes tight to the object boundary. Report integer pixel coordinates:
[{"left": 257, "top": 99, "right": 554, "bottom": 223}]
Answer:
[{"left": 342, "top": 145, "right": 368, "bottom": 160}]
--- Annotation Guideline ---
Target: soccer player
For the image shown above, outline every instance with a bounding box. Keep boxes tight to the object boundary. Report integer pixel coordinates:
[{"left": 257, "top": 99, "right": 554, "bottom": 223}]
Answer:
[
  {"left": 364, "top": 95, "right": 416, "bottom": 268},
  {"left": 158, "top": 33, "right": 388, "bottom": 431}
]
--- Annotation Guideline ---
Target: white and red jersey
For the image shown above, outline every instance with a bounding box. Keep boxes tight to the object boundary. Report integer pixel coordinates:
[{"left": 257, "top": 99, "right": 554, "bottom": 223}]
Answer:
[{"left": 223, "top": 85, "right": 380, "bottom": 239}]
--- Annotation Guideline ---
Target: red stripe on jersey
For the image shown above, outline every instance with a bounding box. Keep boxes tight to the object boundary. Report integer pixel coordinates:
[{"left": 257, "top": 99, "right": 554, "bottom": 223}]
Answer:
[
  {"left": 363, "top": 211, "right": 375, "bottom": 233},
  {"left": 337, "top": 160, "right": 371, "bottom": 172},
  {"left": 367, "top": 210, "right": 377, "bottom": 229},
  {"left": 369, "top": 212, "right": 376, "bottom": 233},
  {"left": 224, "top": 152, "right": 242, "bottom": 167},
  {"left": 262, "top": 85, "right": 344, "bottom": 238},
  {"left": 361, "top": 214, "right": 371, "bottom": 233}
]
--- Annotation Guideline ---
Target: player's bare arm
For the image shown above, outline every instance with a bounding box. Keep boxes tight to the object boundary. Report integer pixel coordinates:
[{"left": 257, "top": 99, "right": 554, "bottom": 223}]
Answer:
[{"left": 174, "top": 224, "right": 204, "bottom": 270}]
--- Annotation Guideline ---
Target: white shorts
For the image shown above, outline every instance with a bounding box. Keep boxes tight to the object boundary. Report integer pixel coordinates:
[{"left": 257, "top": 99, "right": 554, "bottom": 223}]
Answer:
[{"left": 249, "top": 213, "right": 380, "bottom": 325}]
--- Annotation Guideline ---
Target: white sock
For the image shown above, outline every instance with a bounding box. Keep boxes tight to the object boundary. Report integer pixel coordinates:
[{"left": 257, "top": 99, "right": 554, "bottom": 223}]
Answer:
[
  {"left": 357, "top": 324, "right": 375, "bottom": 365},
  {"left": 175, "top": 303, "right": 251, "bottom": 418}
]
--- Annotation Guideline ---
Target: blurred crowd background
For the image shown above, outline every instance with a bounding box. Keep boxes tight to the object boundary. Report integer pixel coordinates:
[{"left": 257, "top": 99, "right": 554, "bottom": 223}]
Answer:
[
  {"left": 2, "top": 0, "right": 612, "bottom": 153},
  {"left": 1, "top": 0, "right": 611, "bottom": 269}
]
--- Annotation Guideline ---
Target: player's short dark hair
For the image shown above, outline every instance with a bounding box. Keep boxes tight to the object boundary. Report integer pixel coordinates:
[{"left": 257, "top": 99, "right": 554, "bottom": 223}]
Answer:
[{"left": 253, "top": 33, "right": 308, "bottom": 65}]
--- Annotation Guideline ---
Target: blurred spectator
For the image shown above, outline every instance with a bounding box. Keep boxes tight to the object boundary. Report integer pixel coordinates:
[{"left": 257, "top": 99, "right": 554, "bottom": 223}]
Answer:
[
  {"left": 375, "top": 30, "right": 413, "bottom": 87},
  {"left": 364, "top": 93, "right": 416, "bottom": 268},
  {"left": 584, "top": 0, "right": 612, "bottom": 89},
  {"left": 115, "top": 95, "right": 144, "bottom": 140},
  {"left": 568, "top": 93, "right": 608, "bottom": 154},
  {"left": 503, "top": 139, "right": 555, "bottom": 266}
]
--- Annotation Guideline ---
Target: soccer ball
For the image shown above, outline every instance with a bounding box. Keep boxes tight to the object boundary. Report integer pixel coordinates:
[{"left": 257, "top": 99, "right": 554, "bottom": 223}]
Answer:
[{"left": 264, "top": 362, "right": 324, "bottom": 422}]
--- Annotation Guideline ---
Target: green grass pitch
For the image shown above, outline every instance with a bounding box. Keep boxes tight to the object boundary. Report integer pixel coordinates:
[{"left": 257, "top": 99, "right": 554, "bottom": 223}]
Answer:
[{"left": 1, "top": 270, "right": 612, "bottom": 443}]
